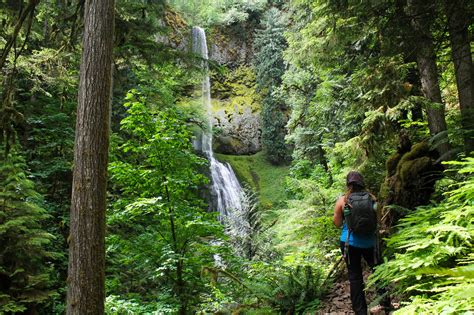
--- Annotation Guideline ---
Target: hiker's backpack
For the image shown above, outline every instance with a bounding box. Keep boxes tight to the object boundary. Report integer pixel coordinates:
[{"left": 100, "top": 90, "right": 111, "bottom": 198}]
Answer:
[{"left": 344, "top": 192, "right": 377, "bottom": 236}]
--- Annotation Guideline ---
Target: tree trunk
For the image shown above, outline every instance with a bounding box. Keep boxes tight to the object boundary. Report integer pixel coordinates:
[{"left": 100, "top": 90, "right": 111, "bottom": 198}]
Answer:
[
  {"left": 445, "top": 0, "right": 474, "bottom": 154},
  {"left": 407, "top": 0, "right": 451, "bottom": 159},
  {"left": 66, "top": 0, "right": 114, "bottom": 314}
]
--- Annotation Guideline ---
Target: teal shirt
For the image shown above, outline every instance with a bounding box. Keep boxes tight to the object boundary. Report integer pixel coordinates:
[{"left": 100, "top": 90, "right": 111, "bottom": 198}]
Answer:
[{"left": 340, "top": 223, "right": 375, "bottom": 248}]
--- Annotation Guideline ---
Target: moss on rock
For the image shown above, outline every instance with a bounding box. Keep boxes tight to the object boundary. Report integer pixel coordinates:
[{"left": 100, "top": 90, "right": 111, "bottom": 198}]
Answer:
[
  {"left": 163, "top": 9, "right": 188, "bottom": 47},
  {"left": 210, "top": 66, "right": 262, "bottom": 154},
  {"left": 380, "top": 141, "right": 444, "bottom": 227},
  {"left": 211, "top": 66, "right": 261, "bottom": 112},
  {"left": 385, "top": 152, "right": 402, "bottom": 177}
]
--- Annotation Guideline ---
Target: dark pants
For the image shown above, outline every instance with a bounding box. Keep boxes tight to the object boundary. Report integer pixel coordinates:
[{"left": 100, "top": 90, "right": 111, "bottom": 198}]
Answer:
[{"left": 340, "top": 241, "right": 389, "bottom": 315}]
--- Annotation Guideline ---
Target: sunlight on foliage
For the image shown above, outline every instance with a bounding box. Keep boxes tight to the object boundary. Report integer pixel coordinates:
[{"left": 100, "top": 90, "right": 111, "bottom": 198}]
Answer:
[
  {"left": 168, "top": 0, "right": 267, "bottom": 27},
  {"left": 369, "top": 157, "right": 474, "bottom": 314}
]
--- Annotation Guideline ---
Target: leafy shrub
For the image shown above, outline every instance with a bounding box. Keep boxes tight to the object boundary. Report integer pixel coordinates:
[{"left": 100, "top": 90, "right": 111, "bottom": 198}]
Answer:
[
  {"left": 275, "top": 177, "right": 340, "bottom": 258},
  {"left": 105, "top": 295, "right": 178, "bottom": 314},
  {"left": 107, "top": 91, "right": 224, "bottom": 313}
]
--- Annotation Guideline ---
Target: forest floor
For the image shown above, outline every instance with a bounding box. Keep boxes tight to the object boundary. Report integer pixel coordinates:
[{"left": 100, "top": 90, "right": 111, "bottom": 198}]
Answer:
[{"left": 319, "top": 267, "right": 399, "bottom": 314}]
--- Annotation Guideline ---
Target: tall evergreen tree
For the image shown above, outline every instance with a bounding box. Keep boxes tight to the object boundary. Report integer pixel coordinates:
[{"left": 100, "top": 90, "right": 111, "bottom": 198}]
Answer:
[
  {"left": 407, "top": 0, "right": 451, "bottom": 159},
  {"left": 66, "top": 0, "right": 115, "bottom": 313},
  {"left": 0, "top": 150, "right": 54, "bottom": 314},
  {"left": 445, "top": 0, "right": 474, "bottom": 154},
  {"left": 254, "top": 7, "right": 290, "bottom": 165}
]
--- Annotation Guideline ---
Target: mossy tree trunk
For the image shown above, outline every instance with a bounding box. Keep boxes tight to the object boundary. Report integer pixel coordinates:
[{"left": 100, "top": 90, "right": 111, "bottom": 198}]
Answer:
[{"left": 66, "top": 0, "right": 115, "bottom": 314}]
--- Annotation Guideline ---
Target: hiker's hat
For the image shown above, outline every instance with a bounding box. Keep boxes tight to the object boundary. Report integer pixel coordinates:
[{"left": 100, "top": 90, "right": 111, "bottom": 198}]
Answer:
[{"left": 346, "top": 171, "right": 365, "bottom": 188}]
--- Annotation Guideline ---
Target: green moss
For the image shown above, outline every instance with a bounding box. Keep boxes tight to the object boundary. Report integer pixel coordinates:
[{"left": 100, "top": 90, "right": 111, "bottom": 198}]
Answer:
[
  {"left": 215, "top": 151, "right": 289, "bottom": 209},
  {"left": 396, "top": 142, "right": 432, "bottom": 184},
  {"left": 163, "top": 10, "right": 188, "bottom": 45},
  {"left": 381, "top": 141, "right": 441, "bottom": 211},
  {"left": 211, "top": 66, "right": 262, "bottom": 115},
  {"left": 398, "top": 142, "right": 429, "bottom": 164},
  {"left": 386, "top": 152, "right": 402, "bottom": 177},
  {"left": 398, "top": 156, "right": 432, "bottom": 184},
  {"left": 379, "top": 180, "right": 390, "bottom": 201}
]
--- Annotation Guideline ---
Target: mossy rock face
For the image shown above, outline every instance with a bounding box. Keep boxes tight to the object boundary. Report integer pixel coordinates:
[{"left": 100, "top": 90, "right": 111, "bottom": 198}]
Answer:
[
  {"left": 164, "top": 10, "right": 188, "bottom": 44},
  {"left": 208, "top": 25, "right": 254, "bottom": 66},
  {"left": 213, "top": 106, "right": 261, "bottom": 154},
  {"left": 381, "top": 141, "right": 443, "bottom": 226},
  {"left": 155, "top": 9, "right": 189, "bottom": 51},
  {"left": 211, "top": 66, "right": 261, "bottom": 110},
  {"left": 210, "top": 66, "right": 262, "bottom": 155},
  {"left": 213, "top": 136, "right": 245, "bottom": 154}
]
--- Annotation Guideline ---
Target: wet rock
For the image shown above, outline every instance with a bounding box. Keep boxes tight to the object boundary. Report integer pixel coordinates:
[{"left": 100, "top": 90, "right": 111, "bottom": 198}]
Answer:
[
  {"left": 213, "top": 106, "right": 261, "bottom": 155},
  {"left": 208, "top": 26, "right": 254, "bottom": 66}
]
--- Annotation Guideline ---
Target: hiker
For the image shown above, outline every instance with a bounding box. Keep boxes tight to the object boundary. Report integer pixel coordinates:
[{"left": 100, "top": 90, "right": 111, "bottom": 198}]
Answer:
[{"left": 333, "top": 171, "right": 389, "bottom": 315}]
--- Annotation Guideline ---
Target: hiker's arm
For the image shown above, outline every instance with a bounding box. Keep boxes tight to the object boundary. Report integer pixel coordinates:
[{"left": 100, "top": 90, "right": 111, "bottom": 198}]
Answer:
[{"left": 333, "top": 197, "right": 344, "bottom": 228}]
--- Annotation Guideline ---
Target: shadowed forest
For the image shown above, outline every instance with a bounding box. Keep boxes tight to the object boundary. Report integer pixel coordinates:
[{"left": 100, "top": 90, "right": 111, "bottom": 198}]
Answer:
[{"left": 0, "top": 0, "right": 473, "bottom": 314}]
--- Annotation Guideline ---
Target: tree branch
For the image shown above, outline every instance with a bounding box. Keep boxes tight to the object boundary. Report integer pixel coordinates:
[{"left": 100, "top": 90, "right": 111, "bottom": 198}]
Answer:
[{"left": 0, "top": 0, "right": 40, "bottom": 71}]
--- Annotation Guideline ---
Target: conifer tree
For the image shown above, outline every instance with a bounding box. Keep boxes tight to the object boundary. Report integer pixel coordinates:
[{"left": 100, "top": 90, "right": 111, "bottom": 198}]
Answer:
[
  {"left": 407, "top": 0, "right": 451, "bottom": 159},
  {"left": 66, "top": 0, "right": 115, "bottom": 313},
  {"left": 254, "top": 7, "right": 290, "bottom": 165},
  {"left": 0, "top": 150, "right": 54, "bottom": 314},
  {"left": 445, "top": 0, "right": 474, "bottom": 154}
]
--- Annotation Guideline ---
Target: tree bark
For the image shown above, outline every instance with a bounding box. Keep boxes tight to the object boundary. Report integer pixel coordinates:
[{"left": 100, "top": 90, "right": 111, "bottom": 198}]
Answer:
[
  {"left": 66, "top": 0, "right": 114, "bottom": 314},
  {"left": 407, "top": 0, "right": 451, "bottom": 159},
  {"left": 445, "top": 0, "right": 474, "bottom": 154}
]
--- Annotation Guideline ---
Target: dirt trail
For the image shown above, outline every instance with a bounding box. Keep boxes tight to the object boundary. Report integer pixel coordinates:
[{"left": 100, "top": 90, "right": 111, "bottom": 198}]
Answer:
[
  {"left": 318, "top": 268, "right": 395, "bottom": 315},
  {"left": 319, "top": 278, "right": 355, "bottom": 314}
]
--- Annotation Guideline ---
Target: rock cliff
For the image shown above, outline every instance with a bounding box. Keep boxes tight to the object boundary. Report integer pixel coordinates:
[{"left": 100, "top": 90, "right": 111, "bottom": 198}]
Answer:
[
  {"left": 211, "top": 66, "right": 261, "bottom": 155},
  {"left": 157, "top": 13, "right": 262, "bottom": 155}
]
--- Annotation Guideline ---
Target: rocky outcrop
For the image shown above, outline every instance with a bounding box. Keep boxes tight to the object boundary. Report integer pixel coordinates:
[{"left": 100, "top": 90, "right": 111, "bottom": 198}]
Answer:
[
  {"left": 209, "top": 26, "right": 254, "bottom": 67},
  {"left": 209, "top": 35, "right": 252, "bottom": 66},
  {"left": 210, "top": 66, "right": 262, "bottom": 155},
  {"left": 213, "top": 106, "right": 261, "bottom": 154}
]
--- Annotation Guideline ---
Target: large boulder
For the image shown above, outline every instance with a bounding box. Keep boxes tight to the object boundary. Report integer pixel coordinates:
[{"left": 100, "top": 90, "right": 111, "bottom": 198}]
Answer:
[{"left": 213, "top": 106, "right": 261, "bottom": 155}]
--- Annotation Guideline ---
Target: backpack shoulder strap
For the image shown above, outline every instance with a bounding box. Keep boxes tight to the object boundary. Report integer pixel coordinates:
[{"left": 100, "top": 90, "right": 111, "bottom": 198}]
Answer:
[{"left": 344, "top": 193, "right": 352, "bottom": 208}]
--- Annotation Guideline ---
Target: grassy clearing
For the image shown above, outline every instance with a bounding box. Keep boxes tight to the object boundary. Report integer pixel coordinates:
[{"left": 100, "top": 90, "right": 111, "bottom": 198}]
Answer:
[{"left": 215, "top": 151, "right": 290, "bottom": 209}]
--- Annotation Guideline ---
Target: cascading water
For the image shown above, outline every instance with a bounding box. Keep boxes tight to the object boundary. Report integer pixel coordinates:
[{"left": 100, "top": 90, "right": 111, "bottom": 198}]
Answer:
[{"left": 192, "top": 26, "right": 244, "bottom": 218}]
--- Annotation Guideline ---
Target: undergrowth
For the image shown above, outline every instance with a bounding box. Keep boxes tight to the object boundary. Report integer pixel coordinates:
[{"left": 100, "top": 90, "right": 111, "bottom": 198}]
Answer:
[{"left": 369, "top": 157, "right": 474, "bottom": 314}]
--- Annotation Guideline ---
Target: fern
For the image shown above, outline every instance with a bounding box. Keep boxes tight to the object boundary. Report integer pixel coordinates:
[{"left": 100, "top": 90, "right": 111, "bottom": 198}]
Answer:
[
  {"left": 369, "top": 157, "right": 474, "bottom": 314},
  {"left": 242, "top": 263, "right": 325, "bottom": 313}
]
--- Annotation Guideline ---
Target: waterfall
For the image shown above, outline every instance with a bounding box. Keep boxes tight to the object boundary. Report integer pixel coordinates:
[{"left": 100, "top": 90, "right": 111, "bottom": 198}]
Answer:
[{"left": 192, "top": 26, "right": 244, "bottom": 218}]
